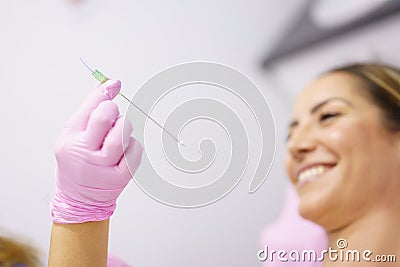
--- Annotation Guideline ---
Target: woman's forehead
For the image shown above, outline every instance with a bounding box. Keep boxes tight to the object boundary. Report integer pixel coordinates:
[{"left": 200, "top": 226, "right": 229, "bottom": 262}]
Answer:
[{"left": 292, "top": 72, "right": 363, "bottom": 115}]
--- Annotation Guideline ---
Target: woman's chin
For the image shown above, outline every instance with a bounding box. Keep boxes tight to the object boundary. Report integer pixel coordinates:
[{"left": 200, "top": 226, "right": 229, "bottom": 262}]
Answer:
[{"left": 297, "top": 190, "right": 335, "bottom": 226}]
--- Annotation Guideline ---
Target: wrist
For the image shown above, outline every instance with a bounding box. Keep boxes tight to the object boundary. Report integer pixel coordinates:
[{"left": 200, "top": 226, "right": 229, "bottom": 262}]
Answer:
[{"left": 49, "top": 189, "right": 115, "bottom": 224}]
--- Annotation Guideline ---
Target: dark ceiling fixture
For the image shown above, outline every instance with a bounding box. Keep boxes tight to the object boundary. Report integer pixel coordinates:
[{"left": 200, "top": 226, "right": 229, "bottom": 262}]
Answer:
[{"left": 262, "top": 0, "right": 400, "bottom": 68}]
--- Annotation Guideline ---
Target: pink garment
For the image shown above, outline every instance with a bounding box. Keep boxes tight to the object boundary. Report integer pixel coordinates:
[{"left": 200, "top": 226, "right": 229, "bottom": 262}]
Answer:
[
  {"left": 108, "top": 253, "right": 132, "bottom": 267},
  {"left": 50, "top": 80, "right": 143, "bottom": 224},
  {"left": 260, "top": 186, "right": 327, "bottom": 266}
]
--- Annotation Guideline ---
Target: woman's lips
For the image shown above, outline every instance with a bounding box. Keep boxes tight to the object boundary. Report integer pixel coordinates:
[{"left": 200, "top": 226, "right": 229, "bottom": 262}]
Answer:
[{"left": 296, "top": 163, "right": 336, "bottom": 187}]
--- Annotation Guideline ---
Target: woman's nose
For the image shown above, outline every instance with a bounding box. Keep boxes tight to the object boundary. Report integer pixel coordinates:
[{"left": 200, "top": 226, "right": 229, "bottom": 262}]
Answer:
[{"left": 287, "top": 125, "right": 316, "bottom": 161}]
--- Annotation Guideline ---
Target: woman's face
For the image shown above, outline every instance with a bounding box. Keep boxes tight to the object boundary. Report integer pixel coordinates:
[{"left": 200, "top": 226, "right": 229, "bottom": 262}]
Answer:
[{"left": 285, "top": 71, "right": 400, "bottom": 231}]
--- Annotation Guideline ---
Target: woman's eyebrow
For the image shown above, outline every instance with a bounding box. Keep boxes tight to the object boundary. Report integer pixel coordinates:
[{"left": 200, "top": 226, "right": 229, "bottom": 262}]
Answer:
[
  {"left": 288, "top": 97, "right": 352, "bottom": 130},
  {"left": 288, "top": 120, "right": 298, "bottom": 129},
  {"left": 310, "top": 97, "right": 352, "bottom": 114}
]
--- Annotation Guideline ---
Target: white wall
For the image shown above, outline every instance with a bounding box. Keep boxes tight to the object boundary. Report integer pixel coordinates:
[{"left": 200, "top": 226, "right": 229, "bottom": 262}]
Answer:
[
  {"left": 0, "top": 1, "right": 304, "bottom": 266},
  {"left": 268, "top": 14, "right": 400, "bottom": 102}
]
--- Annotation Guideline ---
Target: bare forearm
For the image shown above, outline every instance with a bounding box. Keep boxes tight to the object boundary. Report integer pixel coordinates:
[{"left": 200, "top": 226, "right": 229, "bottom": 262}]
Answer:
[{"left": 48, "top": 220, "right": 109, "bottom": 267}]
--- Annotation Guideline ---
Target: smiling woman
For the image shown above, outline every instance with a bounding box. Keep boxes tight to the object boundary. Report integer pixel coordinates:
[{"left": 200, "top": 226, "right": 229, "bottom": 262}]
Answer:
[{"left": 285, "top": 63, "right": 400, "bottom": 266}]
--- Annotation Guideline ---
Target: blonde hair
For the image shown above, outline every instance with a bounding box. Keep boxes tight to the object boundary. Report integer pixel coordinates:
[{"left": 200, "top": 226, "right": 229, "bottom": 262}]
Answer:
[
  {"left": 0, "top": 236, "right": 39, "bottom": 267},
  {"left": 328, "top": 63, "right": 400, "bottom": 131}
]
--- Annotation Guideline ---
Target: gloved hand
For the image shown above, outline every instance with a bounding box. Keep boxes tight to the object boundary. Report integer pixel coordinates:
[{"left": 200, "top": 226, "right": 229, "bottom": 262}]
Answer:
[{"left": 50, "top": 79, "right": 143, "bottom": 224}]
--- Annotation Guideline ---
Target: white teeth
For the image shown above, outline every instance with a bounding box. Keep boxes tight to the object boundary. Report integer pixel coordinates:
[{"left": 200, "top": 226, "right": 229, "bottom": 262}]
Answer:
[{"left": 298, "top": 165, "right": 327, "bottom": 184}]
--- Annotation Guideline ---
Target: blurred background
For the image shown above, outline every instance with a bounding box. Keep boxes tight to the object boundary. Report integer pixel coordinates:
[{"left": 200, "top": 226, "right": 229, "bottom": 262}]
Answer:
[{"left": 1, "top": 0, "right": 400, "bottom": 266}]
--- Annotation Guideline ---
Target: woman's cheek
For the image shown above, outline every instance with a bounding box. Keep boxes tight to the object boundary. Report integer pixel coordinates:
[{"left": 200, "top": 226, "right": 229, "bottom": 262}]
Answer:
[{"left": 325, "top": 125, "right": 349, "bottom": 150}]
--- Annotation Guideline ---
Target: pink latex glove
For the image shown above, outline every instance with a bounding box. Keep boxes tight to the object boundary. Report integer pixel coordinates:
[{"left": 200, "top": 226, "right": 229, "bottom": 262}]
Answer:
[
  {"left": 50, "top": 79, "right": 143, "bottom": 224},
  {"left": 259, "top": 185, "right": 327, "bottom": 266}
]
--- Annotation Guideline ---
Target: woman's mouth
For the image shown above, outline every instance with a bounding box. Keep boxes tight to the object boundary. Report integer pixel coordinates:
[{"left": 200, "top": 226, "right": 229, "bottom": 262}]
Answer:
[{"left": 296, "top": 164, "right": 336, "bottom": 187}]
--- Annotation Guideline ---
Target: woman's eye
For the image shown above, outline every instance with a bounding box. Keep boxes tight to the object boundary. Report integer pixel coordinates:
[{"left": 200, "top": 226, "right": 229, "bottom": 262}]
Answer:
[{"left": 319, "top": 112, "right": 340, "bottom": 121}]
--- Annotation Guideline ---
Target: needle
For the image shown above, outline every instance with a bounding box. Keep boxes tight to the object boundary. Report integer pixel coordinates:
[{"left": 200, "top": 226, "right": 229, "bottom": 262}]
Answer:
[{"left": 80, "top": 57, "right": 184, "bottom": 146}]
